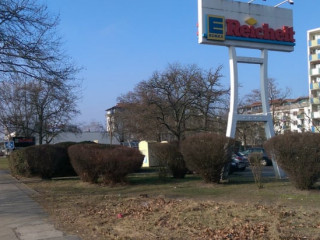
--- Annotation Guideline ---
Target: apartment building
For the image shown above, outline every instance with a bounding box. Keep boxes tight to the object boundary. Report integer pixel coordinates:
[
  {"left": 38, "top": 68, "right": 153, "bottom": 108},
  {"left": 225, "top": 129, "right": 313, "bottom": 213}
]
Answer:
[
  {"left": 240, "top": 97, "right": 311, "bottom": 134},
  {"left": 308, "top": 28, "right": 320, "bottom": 132}
]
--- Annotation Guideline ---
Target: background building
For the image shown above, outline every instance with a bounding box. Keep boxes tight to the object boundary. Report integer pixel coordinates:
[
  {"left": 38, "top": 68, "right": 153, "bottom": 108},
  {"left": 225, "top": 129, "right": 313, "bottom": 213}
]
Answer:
[
  {"left": 240, "top": 97, "right": 311, "bottom": 134},
  {"left": 308, "top": 28, "right": 320, "bottom": 132}
]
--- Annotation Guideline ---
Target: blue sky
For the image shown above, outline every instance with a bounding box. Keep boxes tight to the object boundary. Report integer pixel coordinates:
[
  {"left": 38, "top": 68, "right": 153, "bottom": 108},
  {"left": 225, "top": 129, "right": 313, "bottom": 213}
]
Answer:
[{"left": 44, "top": 0, "right": 319, "bottom": 126}]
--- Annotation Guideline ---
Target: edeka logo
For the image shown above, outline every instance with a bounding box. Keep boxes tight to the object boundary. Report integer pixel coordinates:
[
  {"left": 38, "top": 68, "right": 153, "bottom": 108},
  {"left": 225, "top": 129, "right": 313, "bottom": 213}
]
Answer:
[
  {"left": 206, "top": 15, "right": 295, "bottom": 45},
  {"left": 207, "top": 15, "right": 225, "bottom": 41}
]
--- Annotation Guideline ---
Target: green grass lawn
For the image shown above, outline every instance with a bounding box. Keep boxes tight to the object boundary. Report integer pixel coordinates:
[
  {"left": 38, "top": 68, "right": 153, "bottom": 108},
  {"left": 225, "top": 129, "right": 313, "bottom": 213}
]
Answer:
[{"left": 0, "top": 156, "right": 8, "bottom": 170}]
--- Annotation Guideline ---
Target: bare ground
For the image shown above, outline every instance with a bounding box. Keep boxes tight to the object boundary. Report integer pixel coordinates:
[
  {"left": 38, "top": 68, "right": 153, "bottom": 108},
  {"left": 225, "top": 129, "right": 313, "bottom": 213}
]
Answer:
[{"left": 23, "top": 173, "right": 320, "bottom": 240}]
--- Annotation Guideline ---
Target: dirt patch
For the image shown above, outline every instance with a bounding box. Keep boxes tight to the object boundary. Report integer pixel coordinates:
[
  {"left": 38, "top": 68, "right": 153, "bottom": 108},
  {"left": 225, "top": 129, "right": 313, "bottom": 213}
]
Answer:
[
  {"left": 23, "top": 172, "right": 320, "bottom": 240},
  {"left": 32, "top": 192, "right": 320, "bottom": 240}
]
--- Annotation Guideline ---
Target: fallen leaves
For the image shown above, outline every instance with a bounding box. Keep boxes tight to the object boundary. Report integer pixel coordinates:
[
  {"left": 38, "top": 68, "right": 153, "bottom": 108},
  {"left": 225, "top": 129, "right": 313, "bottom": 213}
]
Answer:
[{"left": 32, "top": 193, "right": 320, "bottom": 240}]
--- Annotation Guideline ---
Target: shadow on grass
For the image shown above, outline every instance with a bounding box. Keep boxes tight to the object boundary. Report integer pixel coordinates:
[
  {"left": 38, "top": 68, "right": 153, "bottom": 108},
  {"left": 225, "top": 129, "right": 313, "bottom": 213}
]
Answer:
[
  {"left": 227, "top": 175, "right": 285, "bottom": 185},
  {"left": 128, "top": 173, "right": 202, "bottom": 186}
]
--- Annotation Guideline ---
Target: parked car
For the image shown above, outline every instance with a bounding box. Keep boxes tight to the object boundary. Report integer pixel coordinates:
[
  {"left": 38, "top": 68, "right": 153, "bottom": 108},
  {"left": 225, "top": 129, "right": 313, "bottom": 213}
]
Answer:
[
  {"left": 229, "top": 153, "right": 247, "bottom": 173},
  {"left": 234, "top": 152, "right": 249, "bottom": 167},
  {"left": 240, "top": 147, "right": 272, "bottom": 166}
]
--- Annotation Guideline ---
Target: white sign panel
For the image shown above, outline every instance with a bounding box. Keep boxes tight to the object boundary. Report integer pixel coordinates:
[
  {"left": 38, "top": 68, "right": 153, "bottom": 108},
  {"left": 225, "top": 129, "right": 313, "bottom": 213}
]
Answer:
[{"left": 198, "top": 0, "right": 295, "bottom": 52}]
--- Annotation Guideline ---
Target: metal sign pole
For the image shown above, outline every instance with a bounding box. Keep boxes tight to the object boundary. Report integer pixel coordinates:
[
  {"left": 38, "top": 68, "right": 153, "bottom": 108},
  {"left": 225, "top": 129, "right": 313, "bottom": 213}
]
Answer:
[{"left": 226, "top": 46, "right": 285, "bottom": 179}]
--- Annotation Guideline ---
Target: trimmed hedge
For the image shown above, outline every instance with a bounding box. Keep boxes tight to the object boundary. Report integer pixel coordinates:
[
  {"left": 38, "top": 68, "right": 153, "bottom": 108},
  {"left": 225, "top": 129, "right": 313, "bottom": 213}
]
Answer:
[
  {"left": 9, "top": 144, "right": 76, "bottom": 179},
  {"left": 264, "top": 132, "right": 320, "bottom": 190},
  {"left": 9, "top": 148, "right": 31, "bottom": 177},
  {"left": 151, "top": 142, "right": 187, "bottom": 179},
  {"left": 181, "top": 133, "right": 235, "bottom": 183},
  {"left": 68, "top": 144, "right": 144, "bottom": 184}
]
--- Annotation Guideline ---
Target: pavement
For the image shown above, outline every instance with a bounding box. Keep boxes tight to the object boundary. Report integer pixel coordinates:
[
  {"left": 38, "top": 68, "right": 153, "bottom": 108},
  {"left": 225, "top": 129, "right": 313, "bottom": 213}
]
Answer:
[{"left": 0, "top": 170, "right": 81, "bottom": 240}]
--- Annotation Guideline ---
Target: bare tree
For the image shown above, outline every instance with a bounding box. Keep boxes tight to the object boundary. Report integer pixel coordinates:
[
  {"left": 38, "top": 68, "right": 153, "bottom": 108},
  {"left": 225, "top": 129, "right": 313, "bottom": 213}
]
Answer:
[
  {"left": 243, "top": 78, "right": 291, "bottom": 124},
  {"left": 114, "top": 99, "right": 166, "bottom": 143},
  {"left": 193, "top": 65, "right": 229, "bottom": 131},
  {"left": 0, "top": 79, "right": 36, "bottom": 137},
  {"left": 237, "top": 78, "right": 291, "bottom": 147},
  {"left": 116, "top": 63, "right": 229, "bottom": 143},
  {"left": 0, "top": 0, "right": 77, "bottom": 83},
  {"left": 0, "top": 0, "right": 81, "bottom": 144},
  {"left": 0, "top": 74, "right": 80, "bottom": 144}
]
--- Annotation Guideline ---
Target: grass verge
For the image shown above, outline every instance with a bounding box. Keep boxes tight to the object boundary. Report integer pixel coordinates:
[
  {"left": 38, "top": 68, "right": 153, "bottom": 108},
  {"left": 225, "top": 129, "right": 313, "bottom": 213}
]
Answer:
[
  {"left": 22, "top": 167, "right": 320, "bottom": 240},
  {"left": 0, "top": 156, "right": 9, "bottom": 170}
]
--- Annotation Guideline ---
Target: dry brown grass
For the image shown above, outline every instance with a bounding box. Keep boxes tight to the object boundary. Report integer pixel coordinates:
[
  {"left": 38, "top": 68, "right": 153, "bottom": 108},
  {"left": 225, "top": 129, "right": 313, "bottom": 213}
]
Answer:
[
  {"left": 0, "top": 156, "right": 8, "bottom": 170},
  {"left": 24, "top": 171, "right": 320, "bottom": 240}
]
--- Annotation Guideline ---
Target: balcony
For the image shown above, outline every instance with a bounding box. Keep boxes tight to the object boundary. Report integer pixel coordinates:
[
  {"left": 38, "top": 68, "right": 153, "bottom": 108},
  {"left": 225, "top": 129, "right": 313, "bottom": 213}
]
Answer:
[
  {"left": 310, "top": 68, "right": 320, "bottom": 76},
  {"left": 311, "top": 82, "right": 320, "bottom": 90},
  {"left": 310, "top": 53, "right": 320, "bottom": 62},
  {"left": 309, "top": 39, "right": 320, "bottom": 47},
  {"left": 312, "top": 111, "right": 320, "bottom": 119},
  {"left": 311, "top": 97, "right": 320, "bottom": 105}
]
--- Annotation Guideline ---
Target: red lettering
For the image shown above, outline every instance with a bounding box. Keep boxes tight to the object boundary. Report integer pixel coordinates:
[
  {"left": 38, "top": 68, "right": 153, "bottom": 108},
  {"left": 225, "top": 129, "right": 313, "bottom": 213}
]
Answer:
[
  {"left": 226, "top": 19, "right": 240, "bottom": 37},
  {"left": 275, "top": 29, "right": 284, "bottom": 41},
  {"left": 255, "top": 28, "right": 263, "bottom": 39},
  {"left": 262, "top": 24, "right": 275, "bottom": 41},
  {"left": 224, "top": 19, "right": 295, "bottom": 43},
  {"left": 249, "top": 26, "right": 256, "bottom": 38},
  {"left": 240, "top": 25, "right": 250, "bottom": 38},
  {"left": 283, "top": 26, "right": 295, "bottom": 42}
]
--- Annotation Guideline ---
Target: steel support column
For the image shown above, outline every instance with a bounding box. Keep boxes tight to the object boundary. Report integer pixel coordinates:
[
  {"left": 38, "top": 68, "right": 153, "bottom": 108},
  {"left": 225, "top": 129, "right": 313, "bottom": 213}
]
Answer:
[{"left": 226, "top": 46, "right": 285, "bottom": 179}]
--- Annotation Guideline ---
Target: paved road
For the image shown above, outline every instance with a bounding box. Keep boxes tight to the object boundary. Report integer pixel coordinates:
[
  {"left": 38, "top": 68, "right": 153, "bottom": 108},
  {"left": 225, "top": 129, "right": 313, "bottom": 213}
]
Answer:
[
  {"left": 0, "top": 170, "right": 81, "bottom": 240},
  {"left": 230, "top": 165, "right": 280, "bottom": 179}
]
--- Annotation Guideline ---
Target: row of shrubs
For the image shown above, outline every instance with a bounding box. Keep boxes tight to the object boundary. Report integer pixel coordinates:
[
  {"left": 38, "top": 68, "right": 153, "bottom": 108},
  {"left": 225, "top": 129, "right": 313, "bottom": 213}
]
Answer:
[
  {"left": 8, "top": 134, "right": 234, "bottom": 184},
  {"left": 8, "top": 132, "right": 320, "bottom": 189},
  {"left": 151, "top": 132, "right": 320, "bottom": 190},
  {"left": 151, "top": 134, "right": 234, "bottom": 183},
  {"left": 9, "top": 142, "right": 144, "bottom": 184}
]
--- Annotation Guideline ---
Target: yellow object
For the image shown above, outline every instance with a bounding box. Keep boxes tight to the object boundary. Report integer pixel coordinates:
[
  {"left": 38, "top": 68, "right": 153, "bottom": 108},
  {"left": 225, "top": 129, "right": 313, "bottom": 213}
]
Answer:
[{"left": 245, "top": 17, "right": 257, "bottom": 26}]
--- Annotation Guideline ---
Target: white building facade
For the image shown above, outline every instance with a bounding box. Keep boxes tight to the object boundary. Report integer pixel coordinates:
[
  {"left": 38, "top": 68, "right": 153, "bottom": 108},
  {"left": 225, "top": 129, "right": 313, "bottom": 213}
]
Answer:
[
  {"left": 308, "top": 28, "right": 320, "bottom": 133},
  {"left": 241, "top": 97, "right": 311, "bottom": 134}
]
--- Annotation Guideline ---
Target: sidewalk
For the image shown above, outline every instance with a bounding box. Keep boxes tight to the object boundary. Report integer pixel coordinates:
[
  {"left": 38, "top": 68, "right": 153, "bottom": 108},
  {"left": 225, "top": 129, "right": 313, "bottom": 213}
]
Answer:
[{"left": 0, "top": 170, "right": 81, "bottom": 240}]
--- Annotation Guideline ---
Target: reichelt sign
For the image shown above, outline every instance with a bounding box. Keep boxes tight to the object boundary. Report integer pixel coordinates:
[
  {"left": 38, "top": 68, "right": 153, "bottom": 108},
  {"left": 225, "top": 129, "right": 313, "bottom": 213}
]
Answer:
[{"left": 198, "top": 0, "right": 295, "bottom": 52}]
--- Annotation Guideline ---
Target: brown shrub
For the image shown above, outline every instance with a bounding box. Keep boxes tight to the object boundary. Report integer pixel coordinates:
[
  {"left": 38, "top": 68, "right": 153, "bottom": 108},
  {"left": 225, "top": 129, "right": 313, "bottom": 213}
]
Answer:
[
  {"left": 68, "top": 144, "right": 113, "bottom": 183},
  {"left": 9, "top": 144, "right": 74, "bottom": 179},
  {"left": 99, "top": 146, "right": 144, "bottom": 184},
  {"left": 264, "top": 132, "right": 320, "bottom": 190},
  {"left": 9, "top": 148, "right": 31, "bottom": 177},
  {"left": 181, "top": 133, "right": 235, "bottom": 183},
  {"left": 151, "top": 142, "right": 187, "bottom": 179},
  {"left": 68, "top": 144, "right": 144, "bottom": 184},
  {"left": 248, "top": 152, "right": 264, "bottom": 189}
]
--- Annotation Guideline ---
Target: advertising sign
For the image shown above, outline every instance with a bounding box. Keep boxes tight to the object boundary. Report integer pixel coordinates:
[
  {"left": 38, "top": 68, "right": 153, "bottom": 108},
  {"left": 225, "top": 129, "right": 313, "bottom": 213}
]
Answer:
[
  {"left": 198, "top": 0, "right": 295, "bottom": 52},
  {"left": 13, "top": 137, "right": 36, "bottom": 148}
]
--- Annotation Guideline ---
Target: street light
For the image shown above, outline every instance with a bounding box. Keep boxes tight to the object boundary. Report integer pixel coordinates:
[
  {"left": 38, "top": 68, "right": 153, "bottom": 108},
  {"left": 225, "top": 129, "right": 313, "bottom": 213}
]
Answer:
[{"left": 274, "top": 0, "right": 294, "bottom": 7}]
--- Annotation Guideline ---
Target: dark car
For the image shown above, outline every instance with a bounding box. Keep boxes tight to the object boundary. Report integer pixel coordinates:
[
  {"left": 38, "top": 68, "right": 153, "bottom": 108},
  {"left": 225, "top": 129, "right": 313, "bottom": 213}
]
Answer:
[
  {"left": 229, "top": 153, "right": 247, "bottom": 173},
  {"left": 240, "top": 147, "right": 272, "bottom": 166}
]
